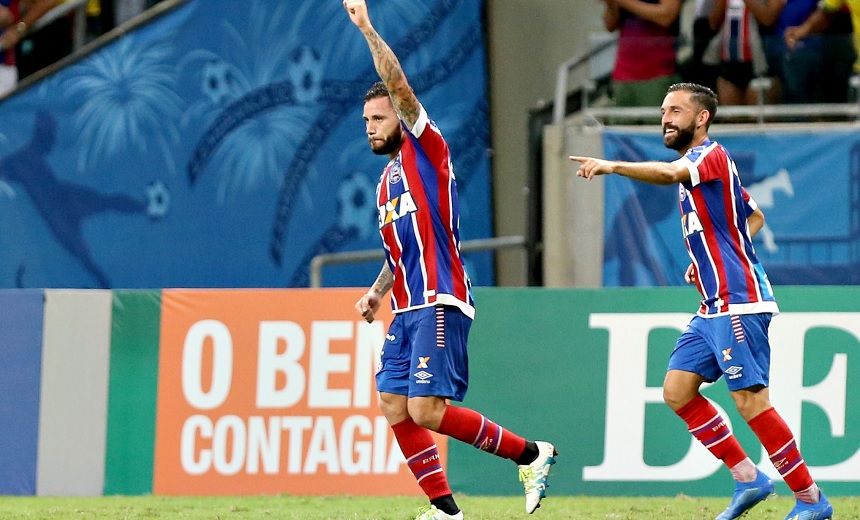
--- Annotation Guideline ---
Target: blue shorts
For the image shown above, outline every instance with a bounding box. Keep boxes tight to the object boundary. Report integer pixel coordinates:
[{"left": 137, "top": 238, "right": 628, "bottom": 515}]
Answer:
[
  {"left": 668, "top": 313, "right": 772, "bottom": 391},
  {"left": 375, "top": 305, "right": 471, "bottom": 401}
]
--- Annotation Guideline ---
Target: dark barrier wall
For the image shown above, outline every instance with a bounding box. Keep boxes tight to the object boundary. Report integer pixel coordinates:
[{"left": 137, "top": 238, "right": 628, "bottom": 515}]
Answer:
[{"left": 0, "top": 0, "right": 492, "bottom": 289}]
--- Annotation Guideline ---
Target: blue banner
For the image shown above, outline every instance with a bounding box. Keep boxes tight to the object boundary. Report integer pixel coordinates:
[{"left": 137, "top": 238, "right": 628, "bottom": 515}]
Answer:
[
  {"left": 0, "top": 290, "right": 44, "bottom": 495},
  {"left": 0, "top": 0, "right": 492, "bottom": 289},
  {"left": 602, "top": 129, "right": 860, "bottom": 286}
]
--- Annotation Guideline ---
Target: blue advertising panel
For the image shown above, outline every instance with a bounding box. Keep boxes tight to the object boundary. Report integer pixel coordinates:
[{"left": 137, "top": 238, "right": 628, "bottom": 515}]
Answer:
[
  {"left": 602, "top": 129, "right": 860, "bottom": 286},
  {"left": 0, "top": 290, "right": 44, "bottom": 495},
  {"left": 0, "top": 0, "right": 492, "bottom": 289}
]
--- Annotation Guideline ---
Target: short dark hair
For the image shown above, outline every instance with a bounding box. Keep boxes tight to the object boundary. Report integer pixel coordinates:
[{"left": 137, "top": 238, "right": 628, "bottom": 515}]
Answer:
[
  {"left": 364, "top": 81, "right": 389, "bottom": 102},
  {"left": 667, "top": 83, "right": 718, "bottom": 127}
]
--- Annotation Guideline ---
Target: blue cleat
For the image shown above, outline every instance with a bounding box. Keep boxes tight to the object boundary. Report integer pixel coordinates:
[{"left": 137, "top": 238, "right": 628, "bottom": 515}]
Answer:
[
  {"left": 715, "top": 469, "right": 775, "bottom": 520},
  {"left": 784, "top": 491, "right": 833, "bottom": 520}
]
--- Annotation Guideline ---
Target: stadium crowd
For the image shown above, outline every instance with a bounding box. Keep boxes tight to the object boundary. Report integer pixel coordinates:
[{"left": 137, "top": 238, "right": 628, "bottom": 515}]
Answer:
[
  {"left": 603, "top": 0, "right": 859, "bottom": 106},
  {"left": 0, "top": 0, "right": 164, "bottom": 96}
]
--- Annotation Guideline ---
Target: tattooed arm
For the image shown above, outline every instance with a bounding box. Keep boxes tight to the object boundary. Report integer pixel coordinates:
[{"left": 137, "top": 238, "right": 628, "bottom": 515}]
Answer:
[
  {"left": 344, "top": 0, "right": 421, "bottom": 129},
  {"left": 354, "top": 263, "right": 394, "bottom": 323}
]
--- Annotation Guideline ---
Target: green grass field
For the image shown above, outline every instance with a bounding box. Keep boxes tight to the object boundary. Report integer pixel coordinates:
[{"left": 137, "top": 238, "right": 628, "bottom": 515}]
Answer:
[{"left": 0, "top": 495, "right": 854, "bottom": 519}]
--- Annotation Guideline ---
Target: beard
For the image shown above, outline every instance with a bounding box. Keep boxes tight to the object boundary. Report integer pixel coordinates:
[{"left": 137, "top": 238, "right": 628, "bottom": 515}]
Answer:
[
  {"left": 369, "top": 131, "right": 403, "bottom": 156},
  {"left": 663, "top": 120, "right": 696, "bottom": 151}
]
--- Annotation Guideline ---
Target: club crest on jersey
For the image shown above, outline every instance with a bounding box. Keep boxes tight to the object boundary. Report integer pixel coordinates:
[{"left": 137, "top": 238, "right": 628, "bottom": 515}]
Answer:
[
  {"left": 388, "top": 161, "right": 403, "bottom": 184},
  {"left": 379, "top": 190, "right": 418, "bottom": 228},
  {"left": 682, "top": 211, "right": 704, "bottom": 237}
]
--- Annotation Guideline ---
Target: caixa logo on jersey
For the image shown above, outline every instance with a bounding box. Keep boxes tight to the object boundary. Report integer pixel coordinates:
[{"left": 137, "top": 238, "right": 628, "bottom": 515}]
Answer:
[
  {"left": 378, "top": 191, "right": 418, "bottom": 228},
  {"left": 682, "top": 210, "right": 704, "bottom": 238}
]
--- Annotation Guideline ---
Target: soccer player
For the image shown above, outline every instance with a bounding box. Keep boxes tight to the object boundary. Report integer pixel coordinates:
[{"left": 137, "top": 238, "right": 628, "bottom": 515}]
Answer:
[
  {"left": 570, "top": 83, "right": 832, "bottom": 520},
  {"left": 344, "top": 1, "right": 556, "bottom": 519}
]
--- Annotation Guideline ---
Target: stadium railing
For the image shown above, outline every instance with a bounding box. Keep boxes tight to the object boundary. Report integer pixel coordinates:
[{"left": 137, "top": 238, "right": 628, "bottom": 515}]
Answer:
[{"left": 309, "top": 235, "right": 526, "bottom": 288}]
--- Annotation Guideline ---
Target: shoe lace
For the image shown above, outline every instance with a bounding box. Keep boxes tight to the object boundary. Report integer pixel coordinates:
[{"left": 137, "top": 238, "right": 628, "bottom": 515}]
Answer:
[
  {"left": 519, "top": 466, "right": 544, "bottom": 493},
  {"left": 414, "top": 505, "right": 438, "bottom": 520}
]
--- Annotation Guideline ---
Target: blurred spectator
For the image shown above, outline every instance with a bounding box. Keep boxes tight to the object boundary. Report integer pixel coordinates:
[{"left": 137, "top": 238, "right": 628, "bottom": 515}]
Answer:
[
  {"left": 603, "top": 0, "right": 683, "bottom": 107},
  {"left": 115, "top": 0, "right": 160, "bottom": 25},
  {"left": 681, "top": 0, "right": 720, "bottom": 91},
  {"left": 769, "top": 0, "right": 854, "bottom": 103},
  {"left": 86, "top": 0, "right": 116, "bottom": 43},
  {"left": 17, "top": 0, "right": 74, "bottom": 78},
  {"left": 0, "top": 0, "right": 17, "bottom": 95},
  {"left": 785, "top": 0, "right": 859, "bottom": 99},
  {"left": 0, "top": 0, "right": 58, "bottom": 94},
  {"left": 0, "top": 0, "right": 165, "bottom": 93},
  {"left": 705, "top": 0, "right": 784, "bottom": 105}
]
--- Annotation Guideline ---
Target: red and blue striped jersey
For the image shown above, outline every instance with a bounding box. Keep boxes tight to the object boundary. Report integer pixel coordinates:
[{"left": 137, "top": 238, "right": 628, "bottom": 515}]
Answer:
[
  {"left": 376, "top": 104, "right": 474, "bottom": 318},
  {"left": 721, "top": 0, "right": 755, "bottom": 63},
  {"left": 673, "top": 140, "right": 779, "bottom": 317}
]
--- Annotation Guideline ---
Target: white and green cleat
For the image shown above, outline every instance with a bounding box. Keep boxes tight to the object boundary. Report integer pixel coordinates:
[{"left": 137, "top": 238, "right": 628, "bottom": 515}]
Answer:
[
  {"left": 414, "top": 505, "right": 464, "bottom": 520},
  {"left": 518, "top": 441, "right": 558, "bottom": 514}
]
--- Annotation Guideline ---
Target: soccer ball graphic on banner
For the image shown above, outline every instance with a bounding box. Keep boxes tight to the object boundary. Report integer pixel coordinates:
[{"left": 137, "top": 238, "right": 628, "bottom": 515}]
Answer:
[
  {"left": 288, "top": 45, "right": 323, "bottom": 104},
  {"left": 337, "top": 172, "right": 377, "bottom": 239}
]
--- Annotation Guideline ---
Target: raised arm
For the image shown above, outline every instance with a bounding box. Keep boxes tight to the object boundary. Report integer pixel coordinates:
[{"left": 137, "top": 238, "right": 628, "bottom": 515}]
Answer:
[{"left": 344, "top": 0, "right": 421, "bottom": 129}]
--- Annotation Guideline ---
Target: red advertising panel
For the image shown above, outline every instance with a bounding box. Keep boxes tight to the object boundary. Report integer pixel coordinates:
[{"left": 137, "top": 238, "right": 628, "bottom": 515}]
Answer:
[{"left": 154, "top": 289, "right": 446, "bottom": 495}]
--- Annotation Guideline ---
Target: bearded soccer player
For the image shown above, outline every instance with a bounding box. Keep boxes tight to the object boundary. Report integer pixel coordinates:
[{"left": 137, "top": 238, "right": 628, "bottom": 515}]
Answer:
[
  {"left": 570, "top": 83, "right": 832, "bottom": 520},
  {"left": 345, "top": 1, "right": 556, "bottom": 519}
]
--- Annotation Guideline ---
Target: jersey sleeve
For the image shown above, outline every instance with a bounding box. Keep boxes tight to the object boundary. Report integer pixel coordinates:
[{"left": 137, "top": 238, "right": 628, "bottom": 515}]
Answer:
[
  {"left": 409, "top": 104, "right": 430, "bottom": 138},
  {"left": 674, "top": 143, "right": 730, "bottom": 187},
  {"left": 741, "top": 186, "right": 758, "bottom": 216},
  {"left": 408, "top": 103, "right": 452, "bottom": 179},
  {"left": 672, "top": 156, "right": 697, "bottom": 184}
]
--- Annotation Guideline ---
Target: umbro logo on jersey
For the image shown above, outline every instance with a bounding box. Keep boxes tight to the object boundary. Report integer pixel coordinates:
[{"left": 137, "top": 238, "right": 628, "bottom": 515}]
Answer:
[
  {"left": 418, "top": 356, "right": 430, "bottom": 369},
  {"left": 378, "top": 190, "right": 418, "bottom": 228},
  {"left": 414, "top": 370, "right": 433, "bottom": 383},
  {"left": 725, "top": 365, "right": 744, "bottom": 380}
]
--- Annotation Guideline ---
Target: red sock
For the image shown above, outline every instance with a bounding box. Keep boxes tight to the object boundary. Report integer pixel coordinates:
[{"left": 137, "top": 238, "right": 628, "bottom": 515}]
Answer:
[
  {"left": 748, "top": 407, "right": 815, "bottom": 493},
  {"left": 437, "top": 405, "right": 527, "bottom": 460},
  {"left": 391, "top": 418, "right": 452, "bottom": 500},
  {"left": 675, "top": 394, "right": 748, "bottom": 468}
]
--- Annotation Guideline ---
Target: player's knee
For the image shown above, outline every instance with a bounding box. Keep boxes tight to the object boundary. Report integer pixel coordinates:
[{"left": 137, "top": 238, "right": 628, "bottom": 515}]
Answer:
[
  {"left": 378, "top": 392, "right": 409, "bottom": 425},
  {"left": 662, "top": 385, "right": 693, "bottom": 411},
  {"left": 407, "top": 397, "right": 446, "bottom": 431},
  {"left": 730, "top": 385, "right": 770, "bottom": 421},
  {"left": 409, "top": 406, "right": 442, "bottom": 430},
  {"left": 410, "top": 412, "right": 438, "bottom": 430}
]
